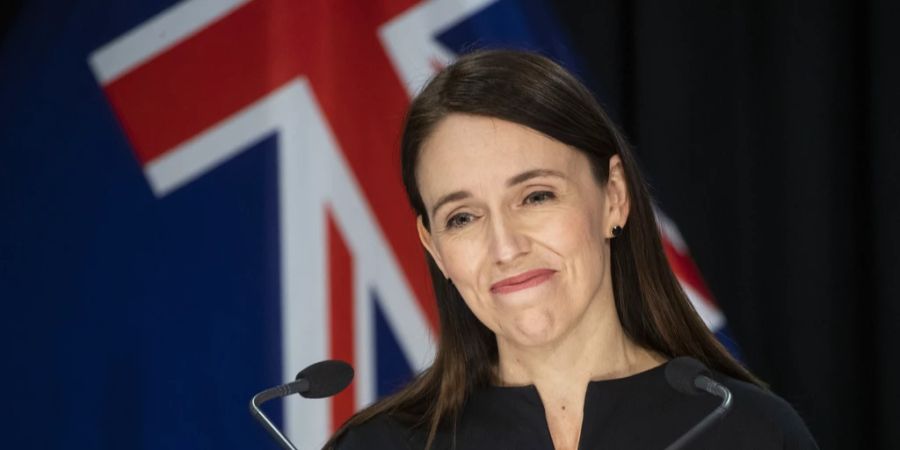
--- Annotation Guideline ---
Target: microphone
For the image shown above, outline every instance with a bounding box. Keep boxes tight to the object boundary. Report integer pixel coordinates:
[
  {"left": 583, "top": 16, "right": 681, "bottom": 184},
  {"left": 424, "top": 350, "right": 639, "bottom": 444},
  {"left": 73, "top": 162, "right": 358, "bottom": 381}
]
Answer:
[
  {"left": 663, "top": 357, "right": 733, "bottom": 450},
  {"left": 250, "top": 360, "right": 355, "bottom": 450}
]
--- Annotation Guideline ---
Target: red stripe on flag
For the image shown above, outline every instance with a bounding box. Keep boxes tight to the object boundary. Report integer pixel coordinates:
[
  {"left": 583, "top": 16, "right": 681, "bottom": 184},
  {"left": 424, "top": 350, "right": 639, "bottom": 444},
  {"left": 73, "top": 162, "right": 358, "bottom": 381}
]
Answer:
[
  {"left": 103, "top": 0, "right": 438, "bottom": 331},
  {"left": 661, "top": 236, "right": 717, "bottom": 306},
  {"left": 328, "top": 208, "right": 355, "bottom": 431}
]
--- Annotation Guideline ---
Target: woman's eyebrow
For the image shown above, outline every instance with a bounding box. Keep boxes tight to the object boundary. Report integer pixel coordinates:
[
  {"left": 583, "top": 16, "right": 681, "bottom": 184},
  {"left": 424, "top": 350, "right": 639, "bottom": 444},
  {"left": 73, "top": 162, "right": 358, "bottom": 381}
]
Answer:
[
  {"left": 431, "top": 191, "right": 471, "bottom": 218},
  {"left": 506, "top": 168, "right": 566, "bottom": 187}
]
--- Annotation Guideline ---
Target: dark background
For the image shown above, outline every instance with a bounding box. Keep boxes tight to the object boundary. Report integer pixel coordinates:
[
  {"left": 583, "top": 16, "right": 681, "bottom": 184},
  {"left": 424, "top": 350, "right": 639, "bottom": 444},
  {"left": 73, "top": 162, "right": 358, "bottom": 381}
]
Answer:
[
  {"left": 2, "top": 1, "right": 897, "bottom": 449},
  {"left": 551, "top": 1, "right": 899, "bottom": 449}
]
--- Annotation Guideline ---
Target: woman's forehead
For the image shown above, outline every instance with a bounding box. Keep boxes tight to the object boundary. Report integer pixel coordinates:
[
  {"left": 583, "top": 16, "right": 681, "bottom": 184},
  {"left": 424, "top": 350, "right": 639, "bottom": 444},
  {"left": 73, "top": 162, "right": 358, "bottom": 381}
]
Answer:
[{"left": 416, "top": 115, "right": 586, "bottom": 194}]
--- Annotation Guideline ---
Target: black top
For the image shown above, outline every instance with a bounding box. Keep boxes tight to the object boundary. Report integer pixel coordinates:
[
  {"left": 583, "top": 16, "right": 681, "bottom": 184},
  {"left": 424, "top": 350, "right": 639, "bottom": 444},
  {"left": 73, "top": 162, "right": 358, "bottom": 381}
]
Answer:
[{"left": 334, "top": 361, "right": 818, "bottom": 449}]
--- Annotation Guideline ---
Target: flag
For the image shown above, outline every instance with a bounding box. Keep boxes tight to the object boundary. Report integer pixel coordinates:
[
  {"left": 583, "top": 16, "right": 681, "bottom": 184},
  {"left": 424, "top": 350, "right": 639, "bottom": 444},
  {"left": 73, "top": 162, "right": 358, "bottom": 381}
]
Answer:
[{"left": 0, "top": 0, "right": 736, "bottom": 448}]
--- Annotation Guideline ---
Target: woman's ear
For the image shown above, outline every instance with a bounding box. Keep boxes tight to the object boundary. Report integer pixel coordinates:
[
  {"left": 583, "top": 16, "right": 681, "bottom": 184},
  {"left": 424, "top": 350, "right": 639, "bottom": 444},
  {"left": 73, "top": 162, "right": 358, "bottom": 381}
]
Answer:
[
  {"left": 605, "top": 155, "right": 631, "bottom": 234},
  {"left": 417, "top": 215, "right": 447, "bottom": 277}
]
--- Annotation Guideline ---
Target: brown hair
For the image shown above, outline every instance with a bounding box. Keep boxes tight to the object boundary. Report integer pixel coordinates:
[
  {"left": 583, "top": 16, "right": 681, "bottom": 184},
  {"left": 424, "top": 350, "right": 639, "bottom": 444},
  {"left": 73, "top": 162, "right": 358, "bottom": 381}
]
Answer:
[{"left": 325, "top": 49, "right": 761, "bottom": 449}]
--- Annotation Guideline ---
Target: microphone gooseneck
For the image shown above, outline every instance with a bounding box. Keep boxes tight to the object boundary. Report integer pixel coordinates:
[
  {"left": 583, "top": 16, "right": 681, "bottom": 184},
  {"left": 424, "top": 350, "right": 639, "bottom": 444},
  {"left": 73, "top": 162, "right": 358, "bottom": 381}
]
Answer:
[
  {"left": 663, "top": 357, "right": 734, "bottom": 450},
  {"left": 250, "top": 360, "right": 355, "bottom": 450}
]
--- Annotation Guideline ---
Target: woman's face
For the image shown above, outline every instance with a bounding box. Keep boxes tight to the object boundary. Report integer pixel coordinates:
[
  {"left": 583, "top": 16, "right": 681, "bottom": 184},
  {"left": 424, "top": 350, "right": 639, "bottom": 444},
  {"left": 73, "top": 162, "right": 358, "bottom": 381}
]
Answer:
[{"left": 416, "top": 114, "right": 629, "bottom": 348}]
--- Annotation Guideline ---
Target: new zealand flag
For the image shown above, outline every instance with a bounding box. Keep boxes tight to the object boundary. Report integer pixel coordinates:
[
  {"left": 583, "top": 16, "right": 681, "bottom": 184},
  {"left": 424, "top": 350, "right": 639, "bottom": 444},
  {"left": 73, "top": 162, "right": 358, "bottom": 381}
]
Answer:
[{"left": 0, "top": 1, "right": 736, "bottom": 448}]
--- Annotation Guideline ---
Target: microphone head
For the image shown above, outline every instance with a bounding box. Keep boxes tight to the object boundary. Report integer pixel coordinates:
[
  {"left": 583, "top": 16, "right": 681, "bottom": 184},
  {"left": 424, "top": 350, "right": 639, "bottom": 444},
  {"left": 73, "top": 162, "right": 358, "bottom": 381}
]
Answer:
[
  {"left": 665, "top": 356, "right": 711, "bottom": 396},
  {"left": 295, "top": 360, "right": 354, "bottom": 399}
]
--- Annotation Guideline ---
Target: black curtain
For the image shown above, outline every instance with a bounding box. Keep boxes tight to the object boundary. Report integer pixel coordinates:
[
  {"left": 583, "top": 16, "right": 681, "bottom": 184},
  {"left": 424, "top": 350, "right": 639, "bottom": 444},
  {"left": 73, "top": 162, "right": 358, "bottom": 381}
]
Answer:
[{"left": 551, "top": 1, "right": 899, "bottom": 448}]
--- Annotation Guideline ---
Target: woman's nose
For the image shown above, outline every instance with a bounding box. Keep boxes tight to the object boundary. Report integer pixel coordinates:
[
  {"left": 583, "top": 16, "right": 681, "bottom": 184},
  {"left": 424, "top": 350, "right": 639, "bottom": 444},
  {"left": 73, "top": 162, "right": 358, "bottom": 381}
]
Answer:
[{"left": 488, "top": 215, "right": 530, "bottom": 265}]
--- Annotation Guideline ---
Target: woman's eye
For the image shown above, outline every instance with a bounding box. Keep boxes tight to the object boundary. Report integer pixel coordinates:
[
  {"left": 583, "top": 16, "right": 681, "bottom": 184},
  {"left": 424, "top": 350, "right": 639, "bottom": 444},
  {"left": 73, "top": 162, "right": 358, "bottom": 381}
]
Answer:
[
  {"left": 524, "top": 191, "right": 556, "bottom": 205},
  {"left": 446, "top": 213, "right": 475, "bottom": 229}
]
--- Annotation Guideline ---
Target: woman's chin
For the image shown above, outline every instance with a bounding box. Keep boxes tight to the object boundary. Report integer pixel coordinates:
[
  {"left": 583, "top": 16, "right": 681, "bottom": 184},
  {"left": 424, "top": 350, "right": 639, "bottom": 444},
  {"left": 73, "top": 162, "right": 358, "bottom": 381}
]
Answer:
[{"left": 504, "top": 310, "right": 561, "bottom": 347}]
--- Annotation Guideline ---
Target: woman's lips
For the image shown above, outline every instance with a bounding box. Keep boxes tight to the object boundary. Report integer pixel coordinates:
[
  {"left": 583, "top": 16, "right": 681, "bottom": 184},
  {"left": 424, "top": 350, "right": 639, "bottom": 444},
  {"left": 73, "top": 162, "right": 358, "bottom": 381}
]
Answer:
[{"left": 490, "top": 269, "right": 557, "bottom": 294}]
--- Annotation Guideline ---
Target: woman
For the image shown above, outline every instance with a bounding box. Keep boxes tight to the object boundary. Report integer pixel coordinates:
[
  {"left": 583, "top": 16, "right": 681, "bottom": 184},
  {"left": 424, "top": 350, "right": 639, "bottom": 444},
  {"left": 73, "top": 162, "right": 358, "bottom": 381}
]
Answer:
[{"left": 327, "top": 49, "right": 817, "bottom": 449}]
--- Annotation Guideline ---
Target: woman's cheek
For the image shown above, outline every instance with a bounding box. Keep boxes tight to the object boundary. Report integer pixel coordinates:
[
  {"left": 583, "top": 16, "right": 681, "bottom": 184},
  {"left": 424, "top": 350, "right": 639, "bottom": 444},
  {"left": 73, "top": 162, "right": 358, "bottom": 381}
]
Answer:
[
  {"left": 541, "top": 207, "right": 588, "bottom": 251},
  {"left": 441, "top": 229, "right": 488, "bottom": 289}
]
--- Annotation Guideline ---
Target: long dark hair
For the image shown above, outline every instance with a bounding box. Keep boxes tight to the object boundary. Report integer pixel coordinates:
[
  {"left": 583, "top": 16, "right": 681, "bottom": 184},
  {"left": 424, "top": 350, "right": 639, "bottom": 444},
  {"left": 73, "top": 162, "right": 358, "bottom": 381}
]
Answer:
[{"left": 325, "top": 49, "right": 761, "bottom": 449}]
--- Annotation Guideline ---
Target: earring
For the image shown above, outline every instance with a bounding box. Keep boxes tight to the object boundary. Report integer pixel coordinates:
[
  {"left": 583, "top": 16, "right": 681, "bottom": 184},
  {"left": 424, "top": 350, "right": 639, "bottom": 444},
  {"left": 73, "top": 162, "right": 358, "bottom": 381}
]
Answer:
[{"left": 611, "top": 225, "right": 623, "bottom": 238}]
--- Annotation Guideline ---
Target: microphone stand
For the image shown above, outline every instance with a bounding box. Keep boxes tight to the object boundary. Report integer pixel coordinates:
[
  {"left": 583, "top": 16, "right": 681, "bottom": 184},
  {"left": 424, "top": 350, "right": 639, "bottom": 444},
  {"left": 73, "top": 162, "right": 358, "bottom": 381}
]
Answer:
[
  {"left": 664, "top": 375, "right": 733, "bottom": 450},
  {"left": 249, "top": 360, "right": 354, "bottom": 450},
  {"left": 250, "top": 380, "right": 309, "bottom": 450}
]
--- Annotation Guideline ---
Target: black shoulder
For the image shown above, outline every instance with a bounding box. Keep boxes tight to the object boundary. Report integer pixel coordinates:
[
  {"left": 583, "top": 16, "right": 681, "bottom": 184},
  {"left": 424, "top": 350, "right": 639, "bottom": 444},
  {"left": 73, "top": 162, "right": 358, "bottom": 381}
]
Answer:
[
  {"left": 719, "top": 375, "right": 819, "bottom": 449},
  {"left": 332, "top": 414, "right": 418, "bottom": 450}
]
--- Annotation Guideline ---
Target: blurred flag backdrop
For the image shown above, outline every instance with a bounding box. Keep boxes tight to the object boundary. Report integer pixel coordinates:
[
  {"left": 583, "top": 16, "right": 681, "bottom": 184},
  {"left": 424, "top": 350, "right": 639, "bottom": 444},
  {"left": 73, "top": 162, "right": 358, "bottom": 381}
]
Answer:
[{"left": 1, "top": 0, "right": 735, "bottom": 448}]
